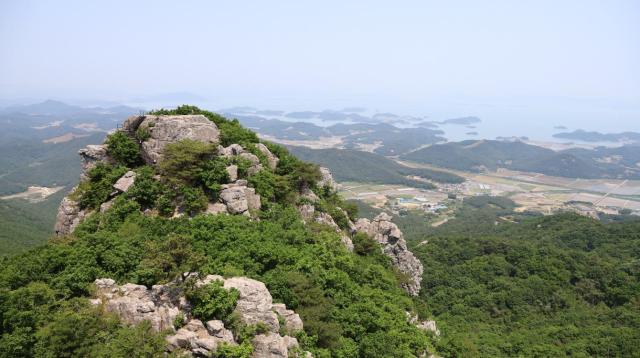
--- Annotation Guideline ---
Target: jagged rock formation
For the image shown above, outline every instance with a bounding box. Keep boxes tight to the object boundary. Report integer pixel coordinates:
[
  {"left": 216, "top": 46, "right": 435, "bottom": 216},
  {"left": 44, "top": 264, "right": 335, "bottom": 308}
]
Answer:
[
  {"left": 256, "top": 143, "right": 279, "bottom": 170},
  {"left": 318, "top": 167, "right": 337, "bottom": 190},
  {"left": 91, "top": 275, "right": 308, "bottom": 357},
  {"left": 78, "top": 144, "right": 111, "bottom": 180},
  {"left": 54, "top": 195, "right": 87, "bottom": 235},
  {"left": 355, "top": 213, "right": 424, "bottom": 296},
  {"left": 124, "top": 114, "right": 220, "bottom": 165},
  {"left": 54, "top": 115, "right": 276, "bottom": 233}
]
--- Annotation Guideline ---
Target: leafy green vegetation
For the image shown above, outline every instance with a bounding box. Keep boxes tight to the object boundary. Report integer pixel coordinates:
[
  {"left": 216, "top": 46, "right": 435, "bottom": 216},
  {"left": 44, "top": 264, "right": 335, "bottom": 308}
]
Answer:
[
  {"left": 185, "top": 281, "right": 240, "bottom": 323},
  {"left": 105, "top": 131, "right": 142, "bottom": 167},
  {"left": 74, "top": 163, "right": 128, "bottom": 209}
]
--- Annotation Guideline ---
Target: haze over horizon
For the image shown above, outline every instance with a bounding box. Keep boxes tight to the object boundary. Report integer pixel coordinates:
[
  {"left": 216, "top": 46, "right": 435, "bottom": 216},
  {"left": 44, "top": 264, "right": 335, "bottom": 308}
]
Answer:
[{"left": 1, "top": 0, "right": 639, "bottom": 135}]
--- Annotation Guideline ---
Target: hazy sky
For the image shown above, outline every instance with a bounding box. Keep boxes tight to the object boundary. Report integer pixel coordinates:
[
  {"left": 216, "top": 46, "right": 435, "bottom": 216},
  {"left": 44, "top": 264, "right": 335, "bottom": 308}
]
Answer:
[{"left": 1, "top": 0, "right": 639, "bottom": 129}]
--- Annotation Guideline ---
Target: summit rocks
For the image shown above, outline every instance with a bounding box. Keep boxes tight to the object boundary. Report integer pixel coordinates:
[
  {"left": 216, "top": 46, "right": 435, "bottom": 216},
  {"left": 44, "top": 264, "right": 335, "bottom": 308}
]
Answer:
[{"left": 124, "top": 114, "right": 220, "bottom": 165}]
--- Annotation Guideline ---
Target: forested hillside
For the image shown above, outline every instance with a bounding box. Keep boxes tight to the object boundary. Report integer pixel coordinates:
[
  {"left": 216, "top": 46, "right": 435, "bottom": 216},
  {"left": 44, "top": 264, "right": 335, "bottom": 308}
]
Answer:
[
  {"left": 393, "top": 199, "right": 640, "bottom": 357},
  {"left": 288, "top": 146, "right": 463, "bottom": 188},
  {"left": 401, "top": 140, "right": 640, "bottom": 179}
]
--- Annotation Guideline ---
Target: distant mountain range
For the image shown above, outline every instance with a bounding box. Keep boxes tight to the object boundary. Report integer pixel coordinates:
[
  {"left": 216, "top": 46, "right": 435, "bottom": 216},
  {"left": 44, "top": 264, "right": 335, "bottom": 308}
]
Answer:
[
  {"left": 401, "top": 139, "right": 640, "bottom": 179},
  {"left": 553, "top": 129, "right": 640, "bottom": 143}
]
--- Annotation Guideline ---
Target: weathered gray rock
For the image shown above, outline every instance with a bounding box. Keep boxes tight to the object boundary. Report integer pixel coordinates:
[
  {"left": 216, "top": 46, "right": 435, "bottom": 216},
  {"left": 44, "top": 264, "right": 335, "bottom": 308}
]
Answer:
[
  {"left": 315, "top": 212, "right": 340, "bottom": 231},
  {"left": 132, "top": 115, "right": 219, "bottom": 165},
  {"left": 416, "top": 320, "right": 440, "bottom": 336},
  {"left": 297, "top": 204, "right": 315, "bottom": 222},
  {"left": 256, "top": 143, "right": 279, "bottom": 170},
  {"left": 318, "top": 167, "right": 337, "bottom": 191},
  {"left": 300, "top": 187, "right": 319, "bottom": 202},
  {"left": 245, "top": 187, "right": 262, "bottom": 212},
  {"left": 206, "top": 202, "right": 228, "bottom": 215},
  {"left": 239, "top": 152, "right": 263, "bottom": 176},
  {"left": 340, "top": 235, "right": 354, "bottom": 252},
  {"left": 166, "top": 319, "right": 236, "bottom": 354},
  {"left": 54, "top": 195, "right": 87, "bottom": 235},
  {"left": 355, "top": 213, "right": 424, "bottom": 296},
  {"left": 99, "top": 199, "right": 115, "bottom": 213},
  {"left": 113, "top": 171, "right": 136, "bottom": 192},
  {"left": 252, "top": 333, "right": 299, "bottom": 358},
  {"left": 218, "top": 143, "right": 245, "bottom": 157},
  {"left": 92, "top": 278, "right": 181, "bottom": 332},
  {"left": 272, "top": 303, "right": 303, "bottom": 333},
  {"left": 226, "top": 165, "right": 238, "bottom": 182},
  {"left": 220, "top": 187, "right": 249, "bottom": 214},
  {"left": 223, "top": 277, "right": 280, "bottom": 332},
  {"left": 92, "top": 275, "right": 305, "bottom": 357},
  {"left": 78, "top": 144, "right": 110, "bottom": 180}
]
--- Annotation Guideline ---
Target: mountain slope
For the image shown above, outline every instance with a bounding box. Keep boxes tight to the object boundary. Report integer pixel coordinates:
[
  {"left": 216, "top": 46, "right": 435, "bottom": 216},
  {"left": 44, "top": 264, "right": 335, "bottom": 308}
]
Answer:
[{"left": 0, "top": 106, "right": 436, "bottom": 357}]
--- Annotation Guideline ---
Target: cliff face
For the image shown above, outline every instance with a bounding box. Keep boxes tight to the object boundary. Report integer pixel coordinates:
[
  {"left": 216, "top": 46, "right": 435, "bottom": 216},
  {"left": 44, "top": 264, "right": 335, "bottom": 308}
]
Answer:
[{"left": 355, "top": 213, "right": 424, "bottom": 296}]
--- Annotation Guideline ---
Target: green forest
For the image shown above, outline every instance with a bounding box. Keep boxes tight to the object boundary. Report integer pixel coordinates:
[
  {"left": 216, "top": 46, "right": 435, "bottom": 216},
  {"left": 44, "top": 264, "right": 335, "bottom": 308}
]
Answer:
[{"left": 395, "top": 198, "right": 640, "bottom": 357}]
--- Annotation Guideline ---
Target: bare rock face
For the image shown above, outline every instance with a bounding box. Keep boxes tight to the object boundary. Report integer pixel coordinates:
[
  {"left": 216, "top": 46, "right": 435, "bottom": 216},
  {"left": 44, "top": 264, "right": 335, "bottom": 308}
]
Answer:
[
  {"left": 92, "top": 278, "right": 182, "bottom": 332},
  {"left": 272, "top": 303, "right": 304, "bottom": 334},
  {"left": 220, "top": 186, "right": 249, "bottom": 214},
  {"left": 318, "top": 167, "right": 337, "bottom": 191},
  {"left": 78, "top": 144, "right": 110, "bottom": 180},
  {"left": 252, "top": 333, "right": 300, "bottom": 358},
  {"left": 219, "top": 184, "right": 261, "bottom": 215},
  {"left": 416, "top": 320, "right": 440, "bottom": 336},
  {"left": 223, "top": 277, "right": 280, "bottom": 332},
  {"left": 218, "top": 144, "right": 245, "bottom": 157},
  {"left": 355, "top": 213, "right": 424, "bottom": 296},
  {"left": 92, "top": 275, "right": 306, "bottom": 357},
  {"left": 245, "top": 187, "right": 262, "bottom": 211},
  {"left": 256, "top": 143, "right": 279, "bottom": 170},
  {"left": 54, "top": 195, "right": 87, "bottom": 235},
  {"left": 113, "top": 171, "right": 136, "bottom": 192},
  {"left": 206, "top": 202, "right": 228, "bottom": 215},
  {"left": 130, "top": 115, "right": 219, "bottom": 165},
  {"left": 226, "top": 165, "right": 238, "bottom": 182},
  {"left": 166, "top": 319, "right": 236, "bottom": 355}
]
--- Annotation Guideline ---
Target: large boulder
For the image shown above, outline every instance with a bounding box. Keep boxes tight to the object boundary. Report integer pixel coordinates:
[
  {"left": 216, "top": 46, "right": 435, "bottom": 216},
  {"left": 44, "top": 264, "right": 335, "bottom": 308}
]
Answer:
[
  {"left": 113, "top": 171, "right": 136, "bottom": 192},
  {"left": 131, "top": 115, "right": 219, "bottom": 165},
  {"left": 252, "top": 333, "right": 300, "bottom": 358},
  {"left": 355, "top": 213, "right": 424, "bottom": 296},
  {"left": 223, "top": 277, "right": 280, "bottom": 332},
  {"left": 219, "top": 186, "right": 249, "bottom": 214}
]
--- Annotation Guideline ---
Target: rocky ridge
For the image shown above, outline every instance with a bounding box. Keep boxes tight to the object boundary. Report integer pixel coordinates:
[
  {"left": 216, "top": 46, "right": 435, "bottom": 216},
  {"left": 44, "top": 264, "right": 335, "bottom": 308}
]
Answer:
[{"left": 91, "top": 275, "right": 308, "bottom": 357}]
